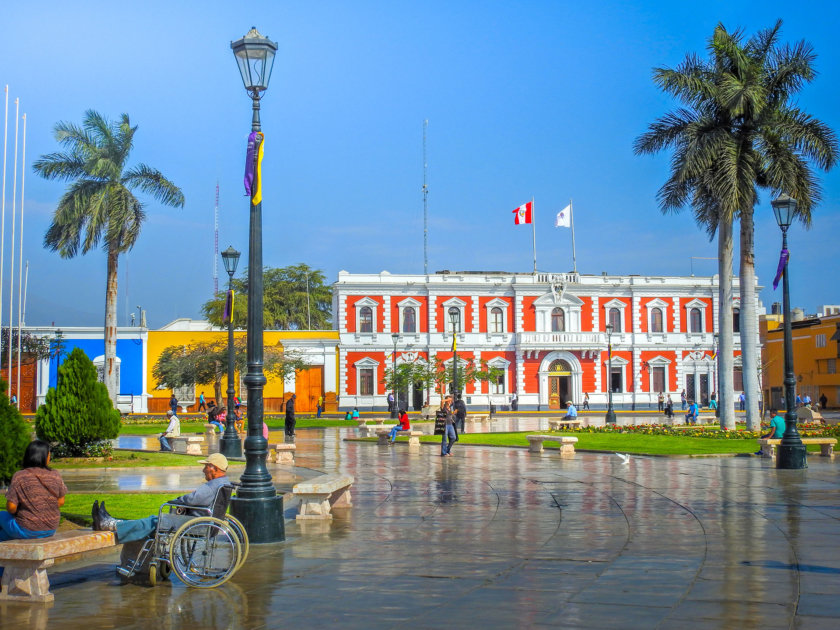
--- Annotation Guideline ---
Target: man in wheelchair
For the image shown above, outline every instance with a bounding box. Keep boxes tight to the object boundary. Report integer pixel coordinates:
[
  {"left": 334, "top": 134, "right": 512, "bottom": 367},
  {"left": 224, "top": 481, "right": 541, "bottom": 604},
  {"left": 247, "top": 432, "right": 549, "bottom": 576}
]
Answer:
[{"left": 92, "top": 453, "right": 231, "bottom": 542}]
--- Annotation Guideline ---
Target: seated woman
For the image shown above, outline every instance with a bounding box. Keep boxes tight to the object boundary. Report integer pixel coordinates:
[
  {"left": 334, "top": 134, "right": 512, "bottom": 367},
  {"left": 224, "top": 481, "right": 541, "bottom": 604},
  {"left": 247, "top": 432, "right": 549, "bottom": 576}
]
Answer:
[
  {"left": 0, "top": 440, "right": 68, "bottom": 577},
  {"left": 388, "top": 408, "right": 411, "bottom": 444},
  {"left": 207, "top": 404, "right": 225, "bottom": 433},
  {"left": 234, "top": 408, "right": 244, "bottom": 433}
]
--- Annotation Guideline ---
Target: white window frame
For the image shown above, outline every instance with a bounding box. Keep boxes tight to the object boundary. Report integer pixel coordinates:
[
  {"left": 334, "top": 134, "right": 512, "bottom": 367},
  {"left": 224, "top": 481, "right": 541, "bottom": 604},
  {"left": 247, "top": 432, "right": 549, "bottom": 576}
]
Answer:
[
  {"left": 550, "top": 307, "right": 566, "bottom": 332},
  {"left": 354, "top": 297, "right": 379, "bottom": 334},
  {"left": 684, "top": 298, "right": 708, "bottom": 334},
  {"left": 603, "top": 298, "right": 627, "bottom": 333},
  {"left": 354, "top": 357, "right": 379, "bottom": 397},
  {"left": 441, "top": 297, "right": 467, "bottom": 334},
  {"left": 534, "top": 292, "right": 583, "bottom": 332},
  {"left": 605, "top": 355, "right": 629, "bottom": 393},
  {"left": 646, "top": 298, "right": 669, "bottom": 333},
  {"left": 484, "top": 298, "right": 509, "bottom": 334},
  {"left": 645, "top": 355, "right": 671, "bottom": 393},
  {"left": 486, "top": 357, "right": 511, "bottom": 394},
  {"left": 397, "top": 297, "right": 422, "bottom": 334}
]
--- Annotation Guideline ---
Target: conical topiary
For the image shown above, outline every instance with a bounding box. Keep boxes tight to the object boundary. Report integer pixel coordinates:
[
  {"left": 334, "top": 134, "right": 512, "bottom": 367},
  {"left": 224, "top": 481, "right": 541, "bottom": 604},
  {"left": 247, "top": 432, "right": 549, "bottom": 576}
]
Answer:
[
  {"left": 0, "top": 378, "right": 30, "bottom": 485},
  {"left": 36, "top": 347, "right": 120, "bottom": 456}
]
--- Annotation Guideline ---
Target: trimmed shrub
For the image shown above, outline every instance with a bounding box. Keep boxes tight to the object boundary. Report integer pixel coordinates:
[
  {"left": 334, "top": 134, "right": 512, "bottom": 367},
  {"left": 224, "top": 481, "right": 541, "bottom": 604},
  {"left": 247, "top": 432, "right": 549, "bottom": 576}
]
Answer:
[
  {"left": 36, "top": 347, "right": 120, "bottom": 456},
  {"left": 0, "top": 378, "right": 30, "bottom": 485}
]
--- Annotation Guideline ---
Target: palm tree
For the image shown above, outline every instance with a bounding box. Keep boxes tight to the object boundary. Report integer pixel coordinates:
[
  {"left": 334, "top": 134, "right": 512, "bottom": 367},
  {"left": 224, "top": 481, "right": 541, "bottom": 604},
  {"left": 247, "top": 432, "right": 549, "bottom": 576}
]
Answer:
[
  {"left": 635, "top": 21, "right": 836, "bottom": 430},
  {"left": 34, "top": 111, "right": 184, "bottom": 404}
]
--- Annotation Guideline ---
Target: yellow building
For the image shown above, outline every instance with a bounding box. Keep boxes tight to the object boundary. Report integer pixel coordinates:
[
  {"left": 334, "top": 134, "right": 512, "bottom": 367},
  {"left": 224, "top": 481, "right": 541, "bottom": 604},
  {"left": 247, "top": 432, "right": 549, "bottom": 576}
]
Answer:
[
  {"left": 147, "top": 319, "right": 339, "bottom": 414},
  {"left": 761, "top": 309, "right": 840, "bottom": 410}
]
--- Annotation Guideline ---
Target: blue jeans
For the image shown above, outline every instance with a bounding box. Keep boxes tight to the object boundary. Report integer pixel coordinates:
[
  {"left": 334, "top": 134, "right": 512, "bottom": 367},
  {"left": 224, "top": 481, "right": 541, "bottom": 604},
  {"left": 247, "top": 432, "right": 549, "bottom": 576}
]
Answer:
[
  {"left": 115, "top": 515, "right": 159, "bottom": 544},
  {"left": 159, "top": 435, "right": 172, "bottom": 451},
  {"left": 441, "top": 425, "right": 457, "bottom": 455},
  {"left": 0, "top": 511, "right": 55, "bottom": 578},
  {"left": 388, "top": 425, "right": 404, "bottom": 442},
  {"left": 210, "top": 420, "right": 224, "bottom": 433}
]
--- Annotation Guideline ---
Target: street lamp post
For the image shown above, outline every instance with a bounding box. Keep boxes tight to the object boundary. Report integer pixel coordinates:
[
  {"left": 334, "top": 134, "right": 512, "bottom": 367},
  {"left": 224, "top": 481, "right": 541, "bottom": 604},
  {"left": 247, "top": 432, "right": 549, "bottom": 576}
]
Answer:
[
  {"left": 228, "top": 27, "right": 285, "bottom": 542},
  {"left": 450, "top": 310, "right": 459, "bottom": 400},
  {"left": 772, "top": 193, "right": 807, "bottom": 470},
  {"left": 390, "top": 332, "right": 399, "bottom": 419},
  {"left": 605, "top": 323, "right": 616, "bottom": 424},
  {"left": 219, "top": 246, "right": 242, "bottom": 459},
  {"left": 713, "top": 332, "right": 720, "bottom": 419}
]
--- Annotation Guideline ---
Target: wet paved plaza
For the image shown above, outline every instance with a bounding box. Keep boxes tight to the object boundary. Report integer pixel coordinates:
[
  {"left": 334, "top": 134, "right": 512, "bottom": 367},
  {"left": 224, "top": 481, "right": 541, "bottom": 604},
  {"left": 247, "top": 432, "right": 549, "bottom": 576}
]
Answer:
[{"left": 3, "top": 426, "right": 840, "bottom": 629}]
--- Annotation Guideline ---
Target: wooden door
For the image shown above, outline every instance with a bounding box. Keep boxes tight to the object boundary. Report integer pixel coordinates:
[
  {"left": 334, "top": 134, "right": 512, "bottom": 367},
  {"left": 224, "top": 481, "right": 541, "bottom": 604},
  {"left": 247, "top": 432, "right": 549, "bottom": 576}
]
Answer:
[
  {"left": 295, "top": 366, "right": 324, "bottom": 414},
  {"left": 5, "top": 358, "right": 37, "bottom": 412},
  {"left": 549, "top": 376, "right": 561, "bottom": 410}
]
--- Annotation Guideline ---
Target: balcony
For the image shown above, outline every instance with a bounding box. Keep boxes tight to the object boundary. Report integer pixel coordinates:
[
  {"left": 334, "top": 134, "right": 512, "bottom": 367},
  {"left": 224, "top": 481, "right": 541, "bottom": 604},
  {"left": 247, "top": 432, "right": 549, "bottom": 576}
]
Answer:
[{"left": 517, "top": 331, "right": 603, "bottom": 348}]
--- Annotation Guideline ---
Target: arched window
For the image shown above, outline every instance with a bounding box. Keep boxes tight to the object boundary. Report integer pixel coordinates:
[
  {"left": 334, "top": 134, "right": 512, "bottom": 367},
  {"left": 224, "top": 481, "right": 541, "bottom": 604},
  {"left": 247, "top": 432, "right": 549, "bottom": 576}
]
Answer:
[
  {"left": 690, "top": 308, "right": 702, "bottom": 333},
  {"left": 360, "top": 306, "right": 373, "bottom": 333},
  {"left": 650, "top": 307, "right": 663, "bottom": 333},
  {"left": 448, "top": 307, "right": 461, "bottom": 333},
  {"left": 733, "top": 308, "right": 740, "bottom": 333},
  {"left": 403, "top": 307, "right": 416, "bottom": 333},
  {"left": 609, "top": 308, "right": 621, "bottom": 332},
  {"left": 490, "top": 307, "right": 503, "bottom": 333},
  {"left": 551, "top": 308, "right": 565, "bottom": 332},
  {"left": 548, "top": 359, "right": 571, "bottom": 373}
]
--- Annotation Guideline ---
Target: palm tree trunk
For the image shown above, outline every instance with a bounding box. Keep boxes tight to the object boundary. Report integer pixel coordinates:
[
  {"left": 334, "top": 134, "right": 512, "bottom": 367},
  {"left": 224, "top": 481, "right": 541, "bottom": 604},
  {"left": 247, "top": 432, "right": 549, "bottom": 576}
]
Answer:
[
  {"left": 718, "top": 217, "right": 736, "bottom": 430},
  {"left": 104, "top": 246, "right": 119, "bottom": 405},
  {"left": 739, "top": 208, "right": 761, "bottom": 430}
]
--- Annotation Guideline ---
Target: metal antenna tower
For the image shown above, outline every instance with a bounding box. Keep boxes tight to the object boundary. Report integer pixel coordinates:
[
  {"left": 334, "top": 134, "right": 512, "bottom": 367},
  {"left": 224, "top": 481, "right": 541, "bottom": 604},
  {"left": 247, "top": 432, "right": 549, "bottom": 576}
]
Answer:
[
  {"left": 214, "top": 182, "right": 219, "bottom": 294},
  {"left": 423, "top": 119, "right": 428, "bottom": 276}
]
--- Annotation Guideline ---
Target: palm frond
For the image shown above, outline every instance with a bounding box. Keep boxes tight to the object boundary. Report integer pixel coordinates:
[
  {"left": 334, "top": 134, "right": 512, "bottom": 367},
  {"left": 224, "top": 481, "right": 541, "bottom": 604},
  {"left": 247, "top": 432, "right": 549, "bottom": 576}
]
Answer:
[
  {"left": 122, "top": 164, "right": 185, "bottom": 208},
  {"left": 31, "top": 152, "right": 86, "bottom": 181}
]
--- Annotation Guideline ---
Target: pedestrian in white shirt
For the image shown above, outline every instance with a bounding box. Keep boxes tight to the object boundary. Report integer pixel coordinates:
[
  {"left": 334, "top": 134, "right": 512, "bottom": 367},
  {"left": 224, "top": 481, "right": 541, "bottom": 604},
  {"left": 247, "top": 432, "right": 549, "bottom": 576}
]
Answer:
[{"left": 160, "top": 410, "right": 180, "bottom": 452}]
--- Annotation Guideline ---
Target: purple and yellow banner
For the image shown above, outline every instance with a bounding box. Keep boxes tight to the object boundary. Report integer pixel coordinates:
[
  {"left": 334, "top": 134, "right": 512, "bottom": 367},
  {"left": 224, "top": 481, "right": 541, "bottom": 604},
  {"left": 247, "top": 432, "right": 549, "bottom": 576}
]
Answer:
[
  {"left": 772, "top": 248, "right": 789, "bottom": 290},
  {"left": 223, "top": 290, "right": 235, "bottom": 324}
]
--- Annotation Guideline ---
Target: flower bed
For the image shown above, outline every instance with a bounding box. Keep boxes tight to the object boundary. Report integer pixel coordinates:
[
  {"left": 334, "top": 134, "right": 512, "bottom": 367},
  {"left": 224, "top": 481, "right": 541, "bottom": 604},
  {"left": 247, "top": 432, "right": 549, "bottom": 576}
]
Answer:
[{"left": 561, "top": 422, "right": 839, "bottom": 440}]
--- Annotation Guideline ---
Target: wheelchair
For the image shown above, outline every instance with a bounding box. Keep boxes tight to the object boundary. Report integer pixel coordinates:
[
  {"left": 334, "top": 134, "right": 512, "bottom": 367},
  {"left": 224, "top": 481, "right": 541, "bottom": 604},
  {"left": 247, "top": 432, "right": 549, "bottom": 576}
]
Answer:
[{"left": 117, "top": 483, "right": 250, "bottom": 588}]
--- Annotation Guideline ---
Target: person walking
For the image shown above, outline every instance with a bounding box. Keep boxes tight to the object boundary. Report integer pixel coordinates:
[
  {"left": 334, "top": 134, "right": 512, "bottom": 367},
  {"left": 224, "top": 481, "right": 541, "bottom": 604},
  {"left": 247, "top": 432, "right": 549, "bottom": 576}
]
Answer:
[
  {"left": 159, "top": 410, "right": 180, "bottom": 451},
  {"left": 665, "top": 395, "right": 674, "bottom": 419},
  {"left": 582, "top": 392, "right": 590, "bottom": 410},
  {"left": 440, "top": 398, "right": 457, "bottom": 457},
  {"left": 317, "top": 395, "right": 324, "bottom": 418},
  {"left": 510, "top": 391, "right": 518, "bottom": 411},
  {"left": 820, "top": 393, "right": 828, "bottom": 410},
  {"left": 657, "top": 392, "right": 664, "bottom": 412},
  {"left": 680, "top": 390, "right": 687, "bottom": 410},
  {"left": 739, "top": 392, "right": 746, "bottom": 412},
  {"left": 453, "top": 394, "right": 467, "bottom": 434},
  {"left": 387, "top": 392, "right": 395, "bottom": 414},
  {"left": 198, "top": 391, "right": 207, "bottom": 412},
  {"left": 285, "top": 394, "right": 297, "bottom": 437},
  {"left": 169, "top": 393, "right": 178, "bottom": 416}
]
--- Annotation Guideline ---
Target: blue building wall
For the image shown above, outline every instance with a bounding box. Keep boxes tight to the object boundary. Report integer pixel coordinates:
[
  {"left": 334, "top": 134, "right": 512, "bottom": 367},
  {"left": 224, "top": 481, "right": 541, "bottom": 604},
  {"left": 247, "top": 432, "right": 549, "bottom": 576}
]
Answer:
[{"left": 49, "top": 338, "right": 144, "bottom": 395}]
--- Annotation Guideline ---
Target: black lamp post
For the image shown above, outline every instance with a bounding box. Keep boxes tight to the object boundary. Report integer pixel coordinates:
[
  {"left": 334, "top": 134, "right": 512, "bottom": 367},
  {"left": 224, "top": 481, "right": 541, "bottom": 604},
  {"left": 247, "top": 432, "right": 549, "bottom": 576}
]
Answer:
[
  {"left": 390, "top": 332, "right": 399, "bottom": 419},
  {"left": 228, "top": 27, "right": 285, "bottom": 542},
  {"left": 605, "top": 323, "right": 616, "bottom": 424},
  {"left": 219, "top": 246, "right": 242, "bottom": 459},
  {"left": 713, "top": 332, "right": 720, "bottom": 419},
  {"left": 450, "top": 309, "right": 459, "bottom": 399},
  {"left": 772, "top": 193, "right": 807, "bottom": 470}
]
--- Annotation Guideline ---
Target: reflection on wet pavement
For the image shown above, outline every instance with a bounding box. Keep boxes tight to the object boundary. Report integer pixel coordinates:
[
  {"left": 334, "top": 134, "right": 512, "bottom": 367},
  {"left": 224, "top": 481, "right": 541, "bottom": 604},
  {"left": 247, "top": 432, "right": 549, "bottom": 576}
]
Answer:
[{"left": 5, "top": 427, "right": 840, "bottom": 629}]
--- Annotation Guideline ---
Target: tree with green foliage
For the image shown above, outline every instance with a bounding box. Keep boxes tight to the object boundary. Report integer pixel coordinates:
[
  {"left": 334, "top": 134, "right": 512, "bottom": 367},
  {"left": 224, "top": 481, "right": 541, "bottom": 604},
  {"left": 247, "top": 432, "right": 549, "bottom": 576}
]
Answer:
[
  {"left": 34, "top": 111, "right": 185, "bottom": 404},
  {"left": 0, "top": 379, "right": 30, "bottom": 484},
  {"left": 153, "top": 338, "right": 309, "bottom": 404},
  {"left": 635, "top": 21, "right": 836, "bottom": 429},
  {"left": 35, "top": 347, "right": 121, "bottom": 456},
  {"left": 202, "top": 264, "right": 332, "bottom": 330}
]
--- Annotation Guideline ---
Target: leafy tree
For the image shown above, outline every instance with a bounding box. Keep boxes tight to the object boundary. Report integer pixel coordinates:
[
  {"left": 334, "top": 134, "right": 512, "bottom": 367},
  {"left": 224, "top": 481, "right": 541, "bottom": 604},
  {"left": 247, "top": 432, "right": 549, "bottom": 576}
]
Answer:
[
  {"left": 0, "top": 378, "right": 30, "bottom": 484},
  {"left": 0, "top": 330, "right": 52, "bottom": 364},
  {"left": 34, "top": 111, "right": 185, "bottom": 404},
  {"left": 635, "top": 21, "right": 836, "bottom": 429},
  {"left": 202, "top": 264, "right": 332, "bottom": 330},
  {"left": 35, "top": 347, "right": 120, "bottom": 456},
  {"left": 153, "top": 338, "right": 309, "bottom": 404}
]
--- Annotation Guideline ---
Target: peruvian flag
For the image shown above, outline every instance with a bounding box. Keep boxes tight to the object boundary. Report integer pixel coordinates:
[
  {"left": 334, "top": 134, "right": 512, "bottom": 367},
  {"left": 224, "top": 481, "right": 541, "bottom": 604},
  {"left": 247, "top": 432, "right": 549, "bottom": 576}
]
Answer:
[{"left": 513, "top": 201, "right": 533, "bottom": 224}]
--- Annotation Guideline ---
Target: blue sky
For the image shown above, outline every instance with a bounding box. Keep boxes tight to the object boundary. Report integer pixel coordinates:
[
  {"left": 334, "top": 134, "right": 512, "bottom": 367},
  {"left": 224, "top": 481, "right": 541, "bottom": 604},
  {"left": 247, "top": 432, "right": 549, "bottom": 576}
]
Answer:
[{"left": 1, "top": 1, "right": 839, "bottom": 328}]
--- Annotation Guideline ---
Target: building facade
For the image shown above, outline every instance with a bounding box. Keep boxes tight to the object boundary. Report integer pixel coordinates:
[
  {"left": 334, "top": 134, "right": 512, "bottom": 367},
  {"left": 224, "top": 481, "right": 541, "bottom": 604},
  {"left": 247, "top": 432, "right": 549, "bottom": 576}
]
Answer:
[{"left": 333, "top": 270, "right": 753, "bottom": 411}]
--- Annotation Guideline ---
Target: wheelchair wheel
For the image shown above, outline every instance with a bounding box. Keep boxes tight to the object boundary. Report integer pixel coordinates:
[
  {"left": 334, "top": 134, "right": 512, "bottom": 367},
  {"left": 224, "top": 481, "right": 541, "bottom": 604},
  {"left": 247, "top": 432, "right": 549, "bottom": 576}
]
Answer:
[
  {"left": 159, "top": 560, "right": 171, "bottom": 581},
  {"left": 168, "top": 517, "right": 241, "bottom": 588},
  {"left": 148, "top": 563, "right": 157, "bottom": 587},
  {"left": 224, "top": 514, "right": 250, "bottom": 570}
]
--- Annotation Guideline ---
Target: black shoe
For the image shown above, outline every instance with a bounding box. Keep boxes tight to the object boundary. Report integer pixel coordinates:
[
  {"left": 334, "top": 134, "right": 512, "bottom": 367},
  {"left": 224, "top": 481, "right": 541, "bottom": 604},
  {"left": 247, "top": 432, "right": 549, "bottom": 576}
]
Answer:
[
  {"left": 99, "top": 501, "right": 114, "bottom": 521},
  {"left": 92, "top": 500, "right": 100, "bottom": 530}
]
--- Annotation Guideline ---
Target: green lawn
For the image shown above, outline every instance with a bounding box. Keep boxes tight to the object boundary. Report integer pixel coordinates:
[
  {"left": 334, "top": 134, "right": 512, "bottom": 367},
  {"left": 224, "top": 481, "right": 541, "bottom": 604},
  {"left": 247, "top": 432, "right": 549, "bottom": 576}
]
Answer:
[
  {"left": 0, "top": 493, "right": 181, "bottom": 526},
  {"left": 51, "top": 450, "right": 247, "bottom": 469},
  {"left": 413, "top": 431, "right": 824, "bottom": 455}
]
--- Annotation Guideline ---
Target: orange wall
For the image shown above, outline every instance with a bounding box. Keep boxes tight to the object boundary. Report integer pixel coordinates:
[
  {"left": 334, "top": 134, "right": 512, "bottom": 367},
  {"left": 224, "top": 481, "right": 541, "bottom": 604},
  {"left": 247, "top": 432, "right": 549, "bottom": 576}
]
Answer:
[
  {"left": 391, "top": 296, "right": 429, "bottom": 333},
  {"left": 522, "top": 296, "right": 537, "bottom": 331},
  {"left": 345, "top": 296, "right": 385, "bottom": 333},
  {"left": 478, "top": 297, "right": 514, "bottom": 333}
]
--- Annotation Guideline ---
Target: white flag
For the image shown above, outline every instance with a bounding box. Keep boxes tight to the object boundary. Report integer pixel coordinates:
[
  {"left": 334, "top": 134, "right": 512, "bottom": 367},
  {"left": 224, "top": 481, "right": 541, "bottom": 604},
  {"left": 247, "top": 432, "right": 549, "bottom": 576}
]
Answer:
[{"left": 555, "top": 204, "right": 571, "bottom": 228}]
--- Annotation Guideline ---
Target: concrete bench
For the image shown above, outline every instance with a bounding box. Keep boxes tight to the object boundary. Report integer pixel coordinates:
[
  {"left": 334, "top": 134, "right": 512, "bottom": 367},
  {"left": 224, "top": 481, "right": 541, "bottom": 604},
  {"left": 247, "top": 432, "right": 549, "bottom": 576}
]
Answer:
[
  {"left": 0, "top": 530, "right": 116, "bottom": 603},
  {"left": 526, "top": 434, "right": 579, "bottom": 456},
  {"left": 292, "top": 473, "right": 354, "bottom": 520},
  {"left": 358, "top": 422, "right": 387, "bottom": 437},
  {"left": 267, "top": 442, "right": 297, "bottom": 463},
  {"left": 170, "top": 435, "right": 204, "bottom": 455},
  {"left": 548, "top": 419, "right": 582, "bottom": 431},
  {"left": 758, "top": 437, "right": 836, "bottom": 458},
  {"left": 797, "top": 407, "right": 825, "bottom": 423},
  {"left": 375, "top": 429, "right": 423, "bottom": 450}
]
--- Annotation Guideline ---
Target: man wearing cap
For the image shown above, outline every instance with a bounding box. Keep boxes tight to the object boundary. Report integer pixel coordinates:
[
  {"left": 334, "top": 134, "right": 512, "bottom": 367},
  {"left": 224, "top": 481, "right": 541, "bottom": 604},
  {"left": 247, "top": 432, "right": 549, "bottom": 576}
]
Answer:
[
  {"left": 92, "top": 453, "right": 231, "bottom": 543},
  {"left": 563, "top": 400, "right": 578, "bottom": 421},
  {"left": 159, "top": 410, "right": 180, "bottom": 452}
]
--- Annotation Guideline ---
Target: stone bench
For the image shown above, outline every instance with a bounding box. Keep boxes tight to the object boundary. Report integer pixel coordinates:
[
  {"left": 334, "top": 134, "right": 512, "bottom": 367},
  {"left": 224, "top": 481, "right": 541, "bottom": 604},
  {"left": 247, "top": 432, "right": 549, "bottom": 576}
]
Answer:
[
  {"left": 375, "top": 429, "right": 423, "bottom": 450},
  {"left": 0, "top": 530, "right": 116, "bottom": 602},
  {"left": 357, "top": 422, "right": 387, "bottom": 437},
  {"left": 548, "top": 419, "right": 582, "bottom": 431},
  {"left": 267, "top": 442, "right": 297, "bottom": 463},
  {"left": 170, "top": 435, "right": 204, "bottom": 455},
  {"left": 292, "top": 473, "right": 354, "bottom": 520},
  {"left": 757, "top": 437, "right": 836, "bottom": 458},
  {"left": 526, "top": 434, "right": 579, "bottom": 456},
  {"left": 797, "top": 407, "right": 825, "bottom": 423}
]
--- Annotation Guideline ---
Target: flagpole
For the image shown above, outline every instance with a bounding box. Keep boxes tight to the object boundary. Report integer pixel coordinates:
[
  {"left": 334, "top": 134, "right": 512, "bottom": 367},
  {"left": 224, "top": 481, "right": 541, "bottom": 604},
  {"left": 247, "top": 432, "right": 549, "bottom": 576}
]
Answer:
[
  {"left": 7, "top": 98, "right": 18, "bottom": 397},
  {"left": 570, "top": 198, "right": 577, "bottom": 273},
  {"left": 531, "top": 196, "right": 537, "bottom": 274},
  {"left": 16, "top": 113, "right": 25, "bottom": 406}
]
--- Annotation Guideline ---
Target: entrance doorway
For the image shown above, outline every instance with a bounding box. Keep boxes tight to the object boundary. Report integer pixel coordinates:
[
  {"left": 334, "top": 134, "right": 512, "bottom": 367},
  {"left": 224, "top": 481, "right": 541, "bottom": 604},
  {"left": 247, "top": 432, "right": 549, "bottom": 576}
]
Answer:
[{"left": 548, "top": 360, "right": 572, "bottom": 410}]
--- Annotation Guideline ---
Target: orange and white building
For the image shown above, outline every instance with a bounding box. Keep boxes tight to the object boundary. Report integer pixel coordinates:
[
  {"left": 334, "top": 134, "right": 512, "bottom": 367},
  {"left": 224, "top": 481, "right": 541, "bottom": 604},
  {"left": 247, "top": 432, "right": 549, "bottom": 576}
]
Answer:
[{"left": 333, "top": 270, "right": 752, "bottom": 411}]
